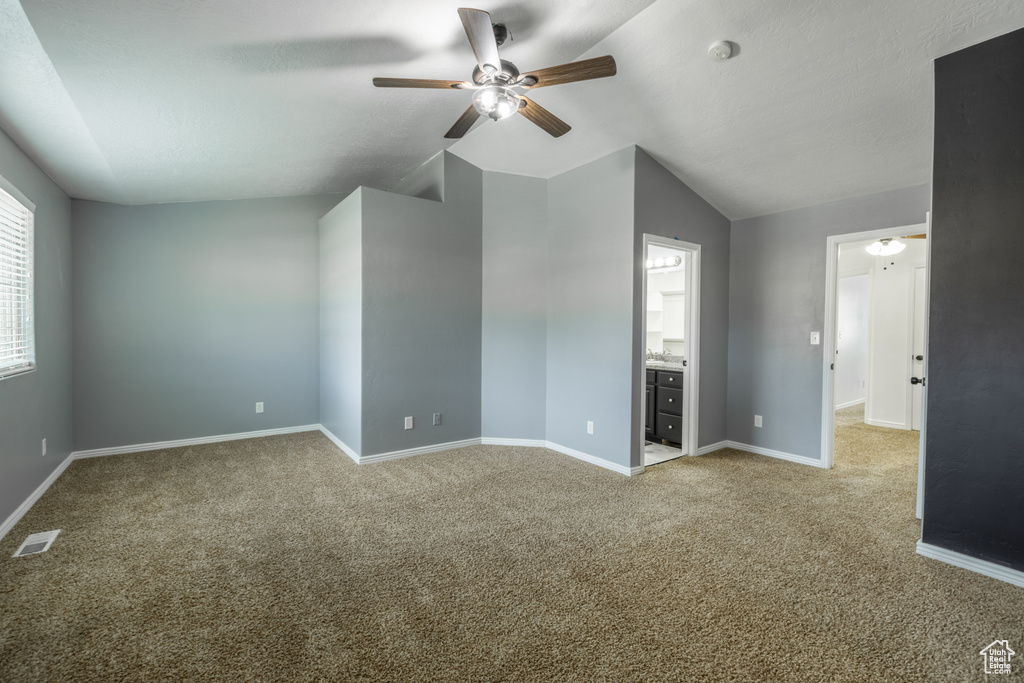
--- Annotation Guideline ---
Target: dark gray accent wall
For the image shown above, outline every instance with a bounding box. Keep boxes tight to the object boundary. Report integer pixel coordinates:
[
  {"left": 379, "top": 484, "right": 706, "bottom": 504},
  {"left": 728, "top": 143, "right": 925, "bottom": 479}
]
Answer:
[
  {"left": 924, "top": 27, "right": 1024, "bottom": 571},
  {"left": 360, "top": 153, "right": 482, "bottom": 455},
  {"left": 728, "top": 185, "right": 930, "bottom": 459},
  {"left": 546, "top": 147, "right": 636, "bottom": 467},
  {"left": 481, "top": 172, "right": 547, "bottom": 440},
  {"left": 319, "top": 189, "right": 363, "bottom": 453},
  {"left": 0, "top": 128, "right": 73, "bottom": 526},
  {"left": 634, "top": 149, "right": 731, "bottom": 459},
  {"left": 72, "top": 195, "right": 339, "bottom": 451}
]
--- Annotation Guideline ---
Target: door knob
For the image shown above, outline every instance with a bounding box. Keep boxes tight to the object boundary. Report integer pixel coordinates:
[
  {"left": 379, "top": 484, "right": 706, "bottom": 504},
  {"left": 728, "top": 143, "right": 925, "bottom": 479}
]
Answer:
[
  {"left": 915, "top": 355, "right": 924, "bottom": 361},
  {"left": 910, "top": 377, "right": 925, "bottom": 386},
  {"left": 668, "top": 398, "right": 674, "bottom": 403}
]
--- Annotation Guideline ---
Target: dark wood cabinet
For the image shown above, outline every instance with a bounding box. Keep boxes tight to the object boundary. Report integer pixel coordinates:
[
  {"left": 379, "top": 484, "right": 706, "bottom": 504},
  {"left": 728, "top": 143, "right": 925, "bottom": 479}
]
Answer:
[
  {"left": 646, "top": 368, "right": 684, "bottom": 444},
  {"left": 645, "top": 383, "right": 656, "bottom": 437}
]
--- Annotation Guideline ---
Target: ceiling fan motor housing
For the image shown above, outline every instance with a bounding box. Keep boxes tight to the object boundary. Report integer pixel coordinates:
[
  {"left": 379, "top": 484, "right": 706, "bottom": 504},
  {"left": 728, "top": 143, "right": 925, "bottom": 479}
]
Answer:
[{"left": 472, "top": 59, "right": 520, "bottom": 85}]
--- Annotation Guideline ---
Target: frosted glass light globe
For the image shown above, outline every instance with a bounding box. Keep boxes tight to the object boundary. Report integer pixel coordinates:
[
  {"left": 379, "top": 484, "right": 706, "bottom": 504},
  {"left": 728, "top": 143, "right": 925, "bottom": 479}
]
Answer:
[
  {"left": 866, "top": 238, "right": 906, "bottom": 256},
  {"left": 473, "top": 85, "right": 521, "bottom": 121}
]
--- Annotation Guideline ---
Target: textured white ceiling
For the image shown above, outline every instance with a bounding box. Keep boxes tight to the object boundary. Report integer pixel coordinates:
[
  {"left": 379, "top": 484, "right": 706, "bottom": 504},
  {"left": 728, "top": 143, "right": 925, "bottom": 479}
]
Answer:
[
  {"left": 0, "top": 0, "right": 654, "bottom": 205},
  {"left": 451, "top": 0, "right": 1024, "bottom": 218},
  {"left": 1, "top": 0, "right": 1023, "bottom": 217}
]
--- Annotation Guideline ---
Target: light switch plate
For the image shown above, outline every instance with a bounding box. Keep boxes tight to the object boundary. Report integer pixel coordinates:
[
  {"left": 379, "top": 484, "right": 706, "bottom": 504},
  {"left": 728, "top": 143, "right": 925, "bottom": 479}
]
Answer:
[{"left": 810, "top": 331, "right": 821, "bottom": 345}]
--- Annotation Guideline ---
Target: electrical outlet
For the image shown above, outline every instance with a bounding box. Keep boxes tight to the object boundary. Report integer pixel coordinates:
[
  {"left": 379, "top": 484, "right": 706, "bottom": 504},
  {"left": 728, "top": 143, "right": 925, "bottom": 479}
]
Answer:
[
  {"left": 754, "top": 415, "right": 763, "bottom": 428},
  {"left": 41, "top": 438, "right": 46, "bottom": 457},
  {"left": 405, "top": 416, "right": 414, "bottom": 430},
  {"left": 587, "top": 421, "right": 594, "bottom": 435},
  {"left": 433, "top": 413, "right": 442, "bottom": 426},
  {"left": 255, "top": 402, "right": 264, "bottom": 414}
]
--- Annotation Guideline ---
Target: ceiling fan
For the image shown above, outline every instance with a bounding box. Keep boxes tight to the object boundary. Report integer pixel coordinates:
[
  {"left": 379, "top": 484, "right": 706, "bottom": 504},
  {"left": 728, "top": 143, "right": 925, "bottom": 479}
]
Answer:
[{"left": 373, "top": 8, "right": 616, "bottom": 139}]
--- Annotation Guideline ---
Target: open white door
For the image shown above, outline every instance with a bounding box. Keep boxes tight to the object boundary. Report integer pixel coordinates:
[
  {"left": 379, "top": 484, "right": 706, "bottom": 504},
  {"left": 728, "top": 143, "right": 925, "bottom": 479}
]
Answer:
[
  {"left": 915, "top": 213, "right": 932, "bottom": 519},
  {"left": 911, "top": 268, "right": 927, "bottom": 430}
]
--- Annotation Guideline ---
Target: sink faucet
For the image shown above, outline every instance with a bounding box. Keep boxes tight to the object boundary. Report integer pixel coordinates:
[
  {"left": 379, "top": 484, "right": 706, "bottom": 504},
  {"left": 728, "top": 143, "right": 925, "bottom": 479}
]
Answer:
[{"left": 646, "top": 348, "right": 653, "bottom": 360}]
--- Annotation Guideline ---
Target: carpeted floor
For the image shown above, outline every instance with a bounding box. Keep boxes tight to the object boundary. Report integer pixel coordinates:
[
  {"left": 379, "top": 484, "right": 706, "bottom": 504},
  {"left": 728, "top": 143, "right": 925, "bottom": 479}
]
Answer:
[{"left": 2, "top": 419, "right": 1021, "bottom": 681}]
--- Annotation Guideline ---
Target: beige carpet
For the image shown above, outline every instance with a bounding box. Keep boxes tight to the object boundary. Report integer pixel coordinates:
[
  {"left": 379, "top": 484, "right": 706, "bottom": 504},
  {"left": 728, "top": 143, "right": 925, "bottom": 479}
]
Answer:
[{"left": 1, "top": 422, "right": 1021, "bottom": 681}]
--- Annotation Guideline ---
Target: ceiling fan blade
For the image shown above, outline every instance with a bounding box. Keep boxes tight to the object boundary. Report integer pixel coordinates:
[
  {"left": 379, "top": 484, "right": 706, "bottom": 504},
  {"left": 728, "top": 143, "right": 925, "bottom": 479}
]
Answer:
[
  {"left": 458, "top": 8, "right": 501, "bottom": 76},
  {"left": 517, "top": 55, "right": 617, "bottom": 89},
  {"left": 373, "top": 78, "right": 474, "bottom": 90},
  {"left": 444, "top": 105, "right": 482, "bottom": 139},
  {"left": 903, "top": 233, "right": 928, "bottom": 239},
  {"left": 518, "top": 97, "right": 570, "bottom": 138}
]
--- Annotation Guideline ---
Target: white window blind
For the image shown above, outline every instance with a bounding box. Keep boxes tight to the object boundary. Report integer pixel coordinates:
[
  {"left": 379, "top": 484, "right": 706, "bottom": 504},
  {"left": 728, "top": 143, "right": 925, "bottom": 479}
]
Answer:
[{"left": 0, "top": 184, "right": 34, "bottom": 380}]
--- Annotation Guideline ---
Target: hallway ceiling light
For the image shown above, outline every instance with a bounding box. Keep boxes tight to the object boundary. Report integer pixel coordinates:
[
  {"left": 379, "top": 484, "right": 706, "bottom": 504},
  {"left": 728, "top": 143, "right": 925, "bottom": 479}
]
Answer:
[
  {"left": 866, "top": 238, "right": 906, "bottom": 256},
  {"left": 646, "top": 255, "right": 682, "bottom": 270}
]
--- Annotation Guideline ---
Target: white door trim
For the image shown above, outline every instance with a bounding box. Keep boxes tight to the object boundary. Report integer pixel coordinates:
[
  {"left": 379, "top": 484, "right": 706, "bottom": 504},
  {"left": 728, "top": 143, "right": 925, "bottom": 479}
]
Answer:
[
  {"left": 821, "top": 222, "right": 927, "bottom": 469},
  {"left": 639, "top": 235, "right": 701, "bottom": 471}
]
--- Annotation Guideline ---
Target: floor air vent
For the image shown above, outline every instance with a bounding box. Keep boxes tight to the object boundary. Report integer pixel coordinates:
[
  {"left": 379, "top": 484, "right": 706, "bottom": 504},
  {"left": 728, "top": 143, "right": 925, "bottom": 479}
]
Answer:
[{"left": 13, "top": 529, "right": 61, "bottom": 557}]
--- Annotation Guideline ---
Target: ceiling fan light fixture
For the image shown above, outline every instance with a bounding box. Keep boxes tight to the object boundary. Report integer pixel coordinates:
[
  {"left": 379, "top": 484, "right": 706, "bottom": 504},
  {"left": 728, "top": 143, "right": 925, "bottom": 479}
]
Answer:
[
  {"left": 865, "top": 238, "right": 906, "bottom": 256},
  {"left": 473, "top": 84, "right": 521, "bottom": 120}
]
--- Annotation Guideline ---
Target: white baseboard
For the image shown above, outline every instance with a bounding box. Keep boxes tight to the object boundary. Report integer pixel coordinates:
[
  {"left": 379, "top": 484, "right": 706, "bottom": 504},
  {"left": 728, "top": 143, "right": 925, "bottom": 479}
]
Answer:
[
  {"left": 71, "top": 424, "right": 322, "bottom": 459},
  {"left": 724, "top": 441, "right": 828, "bottom": 469},
  {"left": 483, "top": 437, "right": 640, "bottom": 475},
  {"left": 835, "top": 398, "right": 866, "bottom": 410},
  {"left": 544, "top": 441, "right": 638, "bottom": 476},
  {"left": 917, "top": 541, "right": 1024, "bottom": 588},
  {"left": 359, "top": 438, "right": 482, "bottom": 464},
  {"left": 317, "top": 426, "right": 360, "bottom": 464},
  {"left": 480, "top": 437, "right": 547, "bottom": 448},
  {"left": 696, "top": 440, "right": 729, "bottom": 455},
  {"left": 865, "top": 418, "right": 909, "bottom": 430},
  {"left": 0, "top": 452, "right": 77, "bottom": 541}
]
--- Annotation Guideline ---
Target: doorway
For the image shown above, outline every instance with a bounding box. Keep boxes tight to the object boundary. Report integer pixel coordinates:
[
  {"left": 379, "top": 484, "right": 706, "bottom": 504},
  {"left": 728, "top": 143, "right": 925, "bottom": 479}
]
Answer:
[
  {"left": 821, "top": 220, "right": 930, "bottom": 517},
  {"left": 639, "top": 236, "right": 700, "bottom": 468}
]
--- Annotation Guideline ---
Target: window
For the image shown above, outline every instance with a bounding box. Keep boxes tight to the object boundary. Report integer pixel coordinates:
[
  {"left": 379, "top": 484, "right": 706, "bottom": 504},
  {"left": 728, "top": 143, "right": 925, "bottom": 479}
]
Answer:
[{"left": 0, "top": 181, "right": 35, "bottom": 380}]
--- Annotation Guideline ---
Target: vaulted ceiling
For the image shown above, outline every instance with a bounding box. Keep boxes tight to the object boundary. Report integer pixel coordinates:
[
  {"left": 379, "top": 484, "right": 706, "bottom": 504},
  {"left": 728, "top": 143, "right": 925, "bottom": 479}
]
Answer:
[{"left": 1, "top": 0, "right": 1023, "bottom": 219}]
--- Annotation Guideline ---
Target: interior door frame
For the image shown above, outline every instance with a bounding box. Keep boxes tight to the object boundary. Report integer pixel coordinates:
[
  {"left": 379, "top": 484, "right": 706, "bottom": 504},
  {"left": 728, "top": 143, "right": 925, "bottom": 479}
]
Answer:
[
  {"left": 820, "top": 221, "right": 928, "bottom": 469},
  {"left": 638, "top": 234, "right": 701, "bottom": 471}
]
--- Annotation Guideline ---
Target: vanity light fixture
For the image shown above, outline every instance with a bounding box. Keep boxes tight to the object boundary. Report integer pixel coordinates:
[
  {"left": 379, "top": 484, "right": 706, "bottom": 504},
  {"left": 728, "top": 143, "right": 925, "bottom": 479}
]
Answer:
[
  {"left": 865, "top": 238, "right": 906, "bottom": 256},
  {"left": 646, "top": 255, "right": 682, "bottom": 270}
]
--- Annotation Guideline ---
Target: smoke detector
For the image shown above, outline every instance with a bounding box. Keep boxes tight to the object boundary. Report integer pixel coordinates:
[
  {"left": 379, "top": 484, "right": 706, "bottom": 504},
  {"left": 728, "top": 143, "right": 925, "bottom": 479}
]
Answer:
[{"left": 708, "top": 41, "right": 733, "bottom": 61}]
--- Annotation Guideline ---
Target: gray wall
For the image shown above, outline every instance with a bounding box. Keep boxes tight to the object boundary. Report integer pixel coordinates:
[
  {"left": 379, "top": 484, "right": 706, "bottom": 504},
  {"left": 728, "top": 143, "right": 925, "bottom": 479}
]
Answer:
[
  {"left": 634, "top": 148, "right": 731, "bottom": 459},
  {"left": 388, "top": 152, "right": 445, "bottom": 203},
  {"left": 0, "top": 127, "right": 73, "bottom": 526},
  {"left": 360, "top": 153, "right": 482, "bottom": 455},
  {"left": 481, "top": 171, "right": 548, "bottom": 440},
  {"left": 924, "top": 27, "right": 1024, "bottom": 571},
  {"left": 319, "top": 189, "right": 363, "bottom": 453},
  {"left": 727, "top": 185, "right": 931, "bottom": 459},
  {"left": 545, "top": 147, "right": 636, "bottom": 467},
  {"left": 72, "top": 195, "right": 338, "bottom": 451}
]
